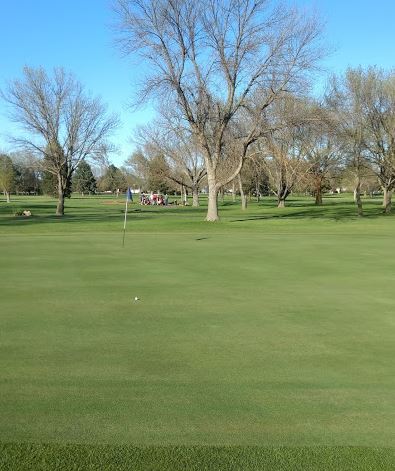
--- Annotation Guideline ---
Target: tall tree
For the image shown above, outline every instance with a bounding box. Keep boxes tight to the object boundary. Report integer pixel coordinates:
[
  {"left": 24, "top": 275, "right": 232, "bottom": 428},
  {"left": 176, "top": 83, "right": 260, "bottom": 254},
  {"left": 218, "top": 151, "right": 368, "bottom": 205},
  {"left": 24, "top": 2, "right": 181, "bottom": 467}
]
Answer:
[
  {"left": 330, "top": 68, "right": 395, "bottom": 213},
  {"left": 114, "top": 0, "right": 324, "bottom": 220},
  {"left": 0, "top": 154, "right": 15, "bottom": 203},
  {"left": 125, "top": 150, "right": 150, "bottom": 190},
  {"left": 72, "top": 160, "right": 97, "bottom": 195},
  {"left": 135, "top": 117, "right": 206, "bottom": 206},
  {"left": 239, "top": 154, "right": 269, "bottom": 205},
  {"left": 1, "top": 67, "right": 118, "bottom": 215},
  {"left": 125, "top": 150, "right": 175, "bottom": 194},
  {"left": 327, "top": 69, "right": 374, "bottom": 216},
  {"left": 10, "top": 151, "right": 42, "bottom": 195},
  {"left": 259, "top": 96, "right": 314, "bottom": 207},
  {"left": 97, "top": 164, "right": 128, "bottom": 193},
  {"left": 302, "top": 108, "right": 342, "bottom": 206},
  {"left": 41, "top": 151, "right": 71, "bottom": 198},
  {"left": 361, "top": 68, "right": 395, "bottom": 213}
]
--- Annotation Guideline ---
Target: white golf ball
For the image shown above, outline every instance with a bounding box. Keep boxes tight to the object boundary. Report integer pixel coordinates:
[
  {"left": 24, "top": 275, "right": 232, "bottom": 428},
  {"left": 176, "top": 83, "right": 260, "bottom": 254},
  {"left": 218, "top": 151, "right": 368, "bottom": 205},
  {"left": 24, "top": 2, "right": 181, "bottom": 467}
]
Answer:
[{"left": 134, "top": 296, "right": 139, "bottom": 301}]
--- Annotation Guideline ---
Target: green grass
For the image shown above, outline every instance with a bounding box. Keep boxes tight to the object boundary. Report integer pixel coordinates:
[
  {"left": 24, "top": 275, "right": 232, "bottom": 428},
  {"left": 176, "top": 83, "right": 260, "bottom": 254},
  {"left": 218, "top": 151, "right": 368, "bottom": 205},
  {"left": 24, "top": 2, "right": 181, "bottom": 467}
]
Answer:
[
  {"left": 1, "top": 444, "right": 394, "bottom": 470},
  {"left": 1, "top": 194, "right": 395, "bottom": 469}
]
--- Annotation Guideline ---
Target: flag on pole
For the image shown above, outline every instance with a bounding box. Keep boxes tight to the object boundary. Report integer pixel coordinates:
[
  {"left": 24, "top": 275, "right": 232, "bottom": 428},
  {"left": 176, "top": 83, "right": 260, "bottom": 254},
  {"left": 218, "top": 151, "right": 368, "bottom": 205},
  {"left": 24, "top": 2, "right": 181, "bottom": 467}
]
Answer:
[
  {"left": 122, "top": 188, "right": 132, "bottom": 247},
  {"left": 126, "top": 187, "right": 133, "bottom": 202}
]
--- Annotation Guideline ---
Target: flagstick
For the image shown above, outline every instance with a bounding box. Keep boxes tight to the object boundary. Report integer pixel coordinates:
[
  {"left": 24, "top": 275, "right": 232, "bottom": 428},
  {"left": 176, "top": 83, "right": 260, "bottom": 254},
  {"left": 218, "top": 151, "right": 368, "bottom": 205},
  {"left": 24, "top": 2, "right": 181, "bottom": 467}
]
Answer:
[{"left": 122, "top": 197, "right": 128, "bottom": 247}]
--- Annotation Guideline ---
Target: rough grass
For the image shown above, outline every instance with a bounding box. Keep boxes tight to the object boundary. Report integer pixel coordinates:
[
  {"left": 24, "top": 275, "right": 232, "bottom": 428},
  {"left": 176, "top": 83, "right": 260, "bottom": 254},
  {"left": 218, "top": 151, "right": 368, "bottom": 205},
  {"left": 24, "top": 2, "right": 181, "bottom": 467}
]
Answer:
[
  {"left": 1, "top": 444, "right": 395, "bottom": 470},
  {"left": 1, "top": 194, "right": 394, "bottom": 469}
]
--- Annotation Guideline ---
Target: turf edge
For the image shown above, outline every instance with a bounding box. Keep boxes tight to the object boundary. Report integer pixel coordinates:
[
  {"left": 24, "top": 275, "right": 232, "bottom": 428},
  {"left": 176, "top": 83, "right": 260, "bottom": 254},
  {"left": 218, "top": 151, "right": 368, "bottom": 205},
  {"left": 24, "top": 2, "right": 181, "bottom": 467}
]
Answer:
[{"left": 1, "top": 444, "right": 394, "bottom": 471}]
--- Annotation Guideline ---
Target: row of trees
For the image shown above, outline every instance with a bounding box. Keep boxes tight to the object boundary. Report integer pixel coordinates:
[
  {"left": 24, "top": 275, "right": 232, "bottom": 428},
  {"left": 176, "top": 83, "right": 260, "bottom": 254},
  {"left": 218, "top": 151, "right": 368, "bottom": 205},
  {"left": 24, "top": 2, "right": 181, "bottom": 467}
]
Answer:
[
  {"left": 114, "top": 0, "right": 325, "bottom": 220},
  {"left": 0, "top": 155, "right": 140, "bottom": 199},
  {"left": 1, "top": 0, "right": 394, "bottom": 219},
  {"left": 114, "top": 0, "right": 395, "bottom": 218},
  {"left": 124, "top": 67, "right": 390, "bottom": 215}
]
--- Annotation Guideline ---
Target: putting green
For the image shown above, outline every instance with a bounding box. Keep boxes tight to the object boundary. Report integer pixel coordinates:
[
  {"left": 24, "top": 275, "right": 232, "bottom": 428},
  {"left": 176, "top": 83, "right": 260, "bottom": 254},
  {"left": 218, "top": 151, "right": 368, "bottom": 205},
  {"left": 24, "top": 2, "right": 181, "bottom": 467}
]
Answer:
[{"left": 1, "top": 195, "right": 394, "bottom": 468}]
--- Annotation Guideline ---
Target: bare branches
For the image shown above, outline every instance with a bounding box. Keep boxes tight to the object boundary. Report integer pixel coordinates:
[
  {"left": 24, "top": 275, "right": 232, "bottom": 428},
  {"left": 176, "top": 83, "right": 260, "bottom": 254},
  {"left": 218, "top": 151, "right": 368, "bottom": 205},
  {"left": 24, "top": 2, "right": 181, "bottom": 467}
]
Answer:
[
  {"left": 1, "top": 66, "right": 118, "bottom": 214},
  {"left": 327, "top": 67, "right": 395, "bottom": 212},
  {"left": 114, "top": 0, "right": 325, "bottom": 219},
  {"left": 252, "top": 95, "right": 334, "bottom": 206},
  {"left": 132, "top": 110, "right": 207, "bottom": 202}
]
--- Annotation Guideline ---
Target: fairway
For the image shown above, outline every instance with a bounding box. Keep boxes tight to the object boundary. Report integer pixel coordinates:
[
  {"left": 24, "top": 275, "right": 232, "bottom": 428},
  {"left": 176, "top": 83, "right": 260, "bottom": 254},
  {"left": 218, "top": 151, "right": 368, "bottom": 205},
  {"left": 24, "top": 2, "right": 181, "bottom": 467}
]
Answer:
[{"left": 1, "top": 195, "right": 395, "bottom": 469}]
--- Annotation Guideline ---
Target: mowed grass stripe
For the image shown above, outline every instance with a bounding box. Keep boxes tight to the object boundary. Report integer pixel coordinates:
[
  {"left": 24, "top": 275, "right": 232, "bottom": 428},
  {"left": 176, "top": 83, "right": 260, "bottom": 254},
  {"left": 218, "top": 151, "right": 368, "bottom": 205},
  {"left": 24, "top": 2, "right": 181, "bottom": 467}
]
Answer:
[{"left": 0, "top": 444, "right": 394, "bottom": 471}]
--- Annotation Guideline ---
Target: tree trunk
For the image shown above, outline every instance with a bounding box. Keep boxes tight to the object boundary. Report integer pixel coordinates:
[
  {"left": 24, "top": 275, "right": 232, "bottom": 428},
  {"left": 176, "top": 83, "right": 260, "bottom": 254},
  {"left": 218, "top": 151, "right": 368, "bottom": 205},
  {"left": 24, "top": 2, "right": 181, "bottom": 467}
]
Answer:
[
  {"left": 179, "top": 185, "right": 184, "bottom": 203},
  {"left": 219, "top": 187, "right": 224, "bottom": 203},
  {"left": 315, "top": 178, "right": 323, "bottom": 205},
  {"left": 183, "top": 186, "right": 188, "bottom": 205},
  {"left": 383, "top": 188, "right": 392, "bottom": 214},
  {"left": 277, "top": 186, "right": 289, "bottom": 208},
  {"left": 232, "top": 180, "right": 236, "bottom": 202},
  {"left": 6, "top": 191, "right": 10, "bottom": 203},
  {"left": 238, "top": 174, "right": 247, "bottom": 210},
  {"left": 256, "top": 181, "right": 260, "bottom": 202},
  {"left": 56, "top": 174, "right": 65, "bottom": 216},
  {"left": 354, "top": 178, "right": 363, "bottom": 217},
  {"left": 206, "top": 179, "right": 219, "bottom": 221},
  {"left": 192, "top": 187, "right": 199, "bottom": 207},
  {"left": 56, "top": 191, "right": 65, "bottom": 215}
]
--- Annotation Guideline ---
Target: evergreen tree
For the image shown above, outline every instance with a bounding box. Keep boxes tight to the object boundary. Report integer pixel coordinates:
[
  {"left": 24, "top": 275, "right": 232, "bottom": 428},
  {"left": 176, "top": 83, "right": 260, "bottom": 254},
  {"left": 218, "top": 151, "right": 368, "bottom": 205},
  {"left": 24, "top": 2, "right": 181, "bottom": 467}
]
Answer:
[
  {"left": 72, "top": 161, "right": 97, "bottom": 195},
  {"left": 97, "top": 165, "right": 127, "bottom": 192}
]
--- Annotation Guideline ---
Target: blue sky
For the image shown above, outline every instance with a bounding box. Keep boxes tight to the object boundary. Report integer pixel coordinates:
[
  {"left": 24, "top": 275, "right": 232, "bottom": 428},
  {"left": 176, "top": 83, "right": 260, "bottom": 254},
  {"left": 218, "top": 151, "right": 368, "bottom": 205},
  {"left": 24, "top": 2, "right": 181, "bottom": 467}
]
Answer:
[{"left": 1, "top": 0, "right": 394, "bottom": 165}]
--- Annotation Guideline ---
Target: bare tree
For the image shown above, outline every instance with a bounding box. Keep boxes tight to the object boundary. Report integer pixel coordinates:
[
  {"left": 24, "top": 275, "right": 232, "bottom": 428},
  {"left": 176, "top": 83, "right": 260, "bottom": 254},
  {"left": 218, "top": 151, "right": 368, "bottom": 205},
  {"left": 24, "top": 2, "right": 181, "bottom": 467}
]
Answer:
[
  {"left": 239, "top": 153, "right": 269, "bottom": 205},
  {"left": 331, "top": 67, "right": 395, "bottom": 213},
  {"left": 262, "top": 136, "right": 308, "bottom": 207},
  {"left": 327, "top": 69, "right": 374, "bottom": 216},
  {"left": 300, "top": 104, "right": 342, "bottom": 206},
  {"left": 1, "top": 67, "right": 118, "bottom": 215},
  {"left": 135, "top": 113, "right": 206, "bottom": 206},
  {"left": 304, "top": 133, "right": 340, "bottom": 205},
  {"left": 114, "top": 0, "right": 324, "bottom": 220},
  {"left": 258, "top": 96, "right": 315, "bottom": 207},
  {"left": 360, "top": 68, "right": 395, "bottom": 213}
]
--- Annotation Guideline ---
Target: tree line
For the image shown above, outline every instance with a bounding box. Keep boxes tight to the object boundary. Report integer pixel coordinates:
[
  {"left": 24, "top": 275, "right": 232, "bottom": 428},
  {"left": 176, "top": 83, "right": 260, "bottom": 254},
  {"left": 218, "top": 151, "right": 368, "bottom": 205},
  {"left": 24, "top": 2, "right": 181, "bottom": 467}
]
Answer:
[
  {"left": 1, "top": 0, "right": 394, "bottom": 219},
  {"left": 0, "top": 153, "right": 146, "bottom": 199}
]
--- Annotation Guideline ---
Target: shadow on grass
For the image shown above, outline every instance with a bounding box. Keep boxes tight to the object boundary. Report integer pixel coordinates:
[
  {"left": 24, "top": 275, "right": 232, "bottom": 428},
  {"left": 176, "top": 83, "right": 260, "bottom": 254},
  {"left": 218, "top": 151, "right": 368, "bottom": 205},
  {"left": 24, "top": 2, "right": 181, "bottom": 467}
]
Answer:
[
  {"left": 0, "top": 203, "right": 209, "bottom": 227},
  {"left": 0, "top": 196, "right": 391, "bottom": 227},
  {"left": 230, "top": 199, "right": 389, "bottom": 223},
  {"left": 0, "top": 212, "right": 155, "bottom": 227}
]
